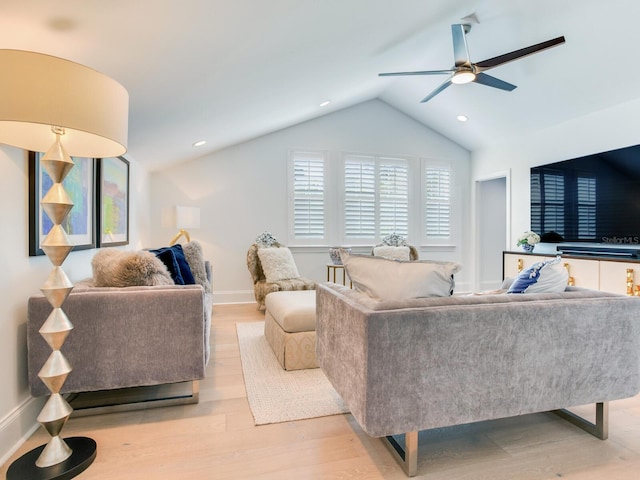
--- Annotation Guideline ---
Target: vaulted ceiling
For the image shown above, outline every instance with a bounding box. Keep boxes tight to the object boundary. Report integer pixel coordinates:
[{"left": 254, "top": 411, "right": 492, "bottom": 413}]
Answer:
[{"left": 1, "top": 0, "right": 638, "bottom": 171}]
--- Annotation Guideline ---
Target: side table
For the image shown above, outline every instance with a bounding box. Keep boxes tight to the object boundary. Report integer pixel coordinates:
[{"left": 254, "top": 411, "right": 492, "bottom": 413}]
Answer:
[{"left": 326, "top": 264, "right": 352, "bottom": 287}]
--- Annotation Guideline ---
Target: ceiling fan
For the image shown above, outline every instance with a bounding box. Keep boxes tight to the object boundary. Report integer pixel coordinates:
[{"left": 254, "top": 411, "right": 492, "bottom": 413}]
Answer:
[{"left": 379, "top": 24, "right": 565, "bottom": 103}]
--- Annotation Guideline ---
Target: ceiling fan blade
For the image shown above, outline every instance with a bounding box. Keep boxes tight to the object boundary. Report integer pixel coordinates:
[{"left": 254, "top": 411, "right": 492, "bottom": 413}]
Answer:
[
  {"left": 379, "top": 69, "right": 454, "bottom": 77},
  {"left": 473, "top": 72, "right": 517, "bottom": 91},
  {"left": 420, "top": 78, "right": 453, "bottom": 103},
  {"left": 451, "top": 24, "right": 472, "bottom": 67},
  {"left": 474, "top": 36, "right": 565, "bottom": 71}
]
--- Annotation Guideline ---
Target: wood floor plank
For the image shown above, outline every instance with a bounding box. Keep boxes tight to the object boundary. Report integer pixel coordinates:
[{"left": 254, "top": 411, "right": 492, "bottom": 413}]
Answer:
[{"left": 2, "top": 302, "right": 640, "bottom": 479}]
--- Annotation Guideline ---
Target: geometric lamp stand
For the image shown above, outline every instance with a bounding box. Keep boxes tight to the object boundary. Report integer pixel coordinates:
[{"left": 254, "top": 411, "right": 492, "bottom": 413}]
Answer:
[{"left": 6, "top": 134, "right": 97, "bottom": 480}]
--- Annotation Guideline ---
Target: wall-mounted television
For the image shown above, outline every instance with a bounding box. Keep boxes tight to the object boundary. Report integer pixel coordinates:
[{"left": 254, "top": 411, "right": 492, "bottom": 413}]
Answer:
[{"left": 530, "top": 143, "right": 640, "bottom": 246}]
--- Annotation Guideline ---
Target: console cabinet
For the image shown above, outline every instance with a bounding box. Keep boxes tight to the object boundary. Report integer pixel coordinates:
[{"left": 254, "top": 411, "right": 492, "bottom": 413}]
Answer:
[{"left": 503, "top": 251, "right": 640, "bottom": 295}]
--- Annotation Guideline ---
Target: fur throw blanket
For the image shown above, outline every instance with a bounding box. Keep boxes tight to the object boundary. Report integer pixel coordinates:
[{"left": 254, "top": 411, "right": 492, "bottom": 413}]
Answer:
[{"left": 92, "top": 249, "right": 174, "bottom": 287}]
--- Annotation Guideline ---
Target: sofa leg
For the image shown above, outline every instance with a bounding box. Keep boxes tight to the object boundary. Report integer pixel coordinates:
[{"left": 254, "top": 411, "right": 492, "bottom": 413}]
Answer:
[
  {"left": 553, "top": 401, "right": 609, "bottom": 440},
  {"left": 383, "top": 431, "right": 418, "bottom": 477}
]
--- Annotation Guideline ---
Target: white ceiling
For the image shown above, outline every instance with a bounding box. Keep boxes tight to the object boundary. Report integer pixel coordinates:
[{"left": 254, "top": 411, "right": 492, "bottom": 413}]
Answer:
[{"left": 1, "top": 0, "right": 639, "bottom": 171}]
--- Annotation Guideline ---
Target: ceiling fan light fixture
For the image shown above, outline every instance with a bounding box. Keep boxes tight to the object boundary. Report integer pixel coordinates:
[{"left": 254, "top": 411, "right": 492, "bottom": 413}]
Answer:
[{"left": 451, "top": 70, "right": 476, "bottom": 84}]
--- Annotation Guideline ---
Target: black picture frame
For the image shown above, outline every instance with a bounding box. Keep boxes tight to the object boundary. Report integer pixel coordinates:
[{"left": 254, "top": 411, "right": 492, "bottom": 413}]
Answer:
[
  {"left": 28, "top": 151, "right": 97, "bottom": 256},
  {"left": 97, "top": 156, "right": 130, "bottom": 247}
]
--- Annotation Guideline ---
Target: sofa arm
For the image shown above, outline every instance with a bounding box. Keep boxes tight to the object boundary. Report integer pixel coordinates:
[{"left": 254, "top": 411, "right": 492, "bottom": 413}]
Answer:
[{"left": 28, "top": 284, "right": 206, "bottom": 397}]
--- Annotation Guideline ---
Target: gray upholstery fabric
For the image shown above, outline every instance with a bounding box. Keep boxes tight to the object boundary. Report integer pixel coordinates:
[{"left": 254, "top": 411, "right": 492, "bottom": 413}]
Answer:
[
  {"left": 28, "top": 261, "right": 214, "bottom": 397},
  {"left": 316, "top": 282, "right": 640, "bottom": 438}
]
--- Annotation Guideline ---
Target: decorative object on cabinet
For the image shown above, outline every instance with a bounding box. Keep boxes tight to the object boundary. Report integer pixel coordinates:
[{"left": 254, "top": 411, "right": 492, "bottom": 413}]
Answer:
[
  {"left": 516, "top": 230, "right": 540, "bottom": 252},
  {"left": 0, "top": 49, "right": 128, "bottom": 480},
  {"left": 627, "top": 269, "right": 635, "bottom": 296}
]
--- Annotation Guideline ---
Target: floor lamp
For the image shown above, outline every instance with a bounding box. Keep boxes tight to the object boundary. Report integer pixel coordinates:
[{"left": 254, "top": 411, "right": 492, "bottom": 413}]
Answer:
[{"left": 0, "top": 50, "right": 128, "bottom": 479}]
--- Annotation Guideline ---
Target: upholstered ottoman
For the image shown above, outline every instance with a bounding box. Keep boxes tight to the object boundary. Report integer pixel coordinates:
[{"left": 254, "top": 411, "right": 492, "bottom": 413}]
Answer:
[{"left": 264, "top": 290, "right": 317, "bottom": 370}]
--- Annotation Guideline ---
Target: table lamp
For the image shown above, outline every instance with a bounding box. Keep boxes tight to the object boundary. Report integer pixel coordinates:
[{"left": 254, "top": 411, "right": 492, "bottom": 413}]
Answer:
[
  {"left": 169, "top": 206, "right": 201, "bottom": 245},
  {"left": 0, "top": 49, "right": 128, "bottom": 479}
]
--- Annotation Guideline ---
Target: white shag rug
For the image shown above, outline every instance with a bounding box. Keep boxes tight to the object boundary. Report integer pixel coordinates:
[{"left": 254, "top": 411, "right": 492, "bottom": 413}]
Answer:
[{"left": 236, "top": 321, "right": 349, "bottom": 426}]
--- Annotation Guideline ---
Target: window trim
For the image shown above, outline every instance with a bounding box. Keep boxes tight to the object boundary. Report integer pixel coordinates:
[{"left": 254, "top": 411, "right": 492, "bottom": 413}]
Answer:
[
  {"left": 421, "top": 158, "right": 454, "bottom": 246},
  {"left": 287, "top": 149, "right": 328, "bottom": 245},
  {"left": 340, "top": 152, "right": 411, "bottom": 246}
]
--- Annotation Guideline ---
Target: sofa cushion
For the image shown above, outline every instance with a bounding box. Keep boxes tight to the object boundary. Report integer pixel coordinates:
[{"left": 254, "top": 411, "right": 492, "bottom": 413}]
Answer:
[
  {"left": 92, "top": 249, "right": 174, "bottom": 287},
  {"left": 372, "top": 245, "right": 411, "bottom": 261},
  {"left": 182, "top": 240, "right": 211, "bottom": 292},
  {"left": 340, "top": 252, "right": 461, "bottom": 301},
  {"left": 507, "top": 256, "right": 569, "bottom": 294},
  {"left": 257, "top": 247, "right": 301, "bottom": 282},
  {"left": 149, "top": 244, "right": 196, "bottom": 285}
]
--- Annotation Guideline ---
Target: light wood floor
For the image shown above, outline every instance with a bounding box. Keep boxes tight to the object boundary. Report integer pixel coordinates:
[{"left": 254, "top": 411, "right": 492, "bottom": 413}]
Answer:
[{"left": 3, "top": 303, "right": 640, "bottom": 479}]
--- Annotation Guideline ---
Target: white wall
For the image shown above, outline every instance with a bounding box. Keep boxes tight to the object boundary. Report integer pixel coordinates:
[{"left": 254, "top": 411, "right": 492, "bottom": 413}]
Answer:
[
  {"left": 150, "top": 100, "right": 472, "bottom": 302},
  {"left": 0, "top": 145, "right": 150, "bottom": 465},
  {"left": 471, "top": 97, "right": 640, "bottom": 255}
]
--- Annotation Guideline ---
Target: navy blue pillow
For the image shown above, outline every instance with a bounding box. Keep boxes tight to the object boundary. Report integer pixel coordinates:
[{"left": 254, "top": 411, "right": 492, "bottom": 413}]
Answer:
[{"left": 150, "top": 245, "right": 196, "bottom": 285}]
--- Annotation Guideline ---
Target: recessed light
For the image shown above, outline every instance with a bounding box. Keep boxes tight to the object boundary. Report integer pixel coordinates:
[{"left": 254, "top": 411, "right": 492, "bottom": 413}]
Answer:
[
  {"left": 456, "top": 114, "right": 469, "bottom": 122},
  {"left": 193, "top": 140, "right": 206, "bottom": 147},
  {"left": 319, "top": 100, "right": 331, "bottom": 107}
]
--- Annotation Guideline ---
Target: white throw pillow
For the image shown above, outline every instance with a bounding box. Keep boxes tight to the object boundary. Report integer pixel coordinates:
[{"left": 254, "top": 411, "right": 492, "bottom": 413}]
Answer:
[
  {"left": 341, "top": 252, "right": 461, "bottom": 301},
  {"left": 507, "top": 256, "right": 569, "bottom": 294},
  {"left": 257, "top": 247, "right": 301, "bottom": 283},
  {"left": 372, "top": 245, "right": 411, "bottom": 261}
]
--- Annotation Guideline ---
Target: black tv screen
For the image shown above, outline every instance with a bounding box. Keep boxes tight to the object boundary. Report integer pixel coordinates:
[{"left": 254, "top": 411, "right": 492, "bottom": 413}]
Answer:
[{"left": 530, "top": 143, "right": 640, "bottom": 245}]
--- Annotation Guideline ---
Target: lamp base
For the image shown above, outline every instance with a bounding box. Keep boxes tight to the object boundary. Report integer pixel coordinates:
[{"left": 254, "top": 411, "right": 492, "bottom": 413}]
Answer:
[{"left": 6, "top": 437, "right": 97, "bottom": 480}]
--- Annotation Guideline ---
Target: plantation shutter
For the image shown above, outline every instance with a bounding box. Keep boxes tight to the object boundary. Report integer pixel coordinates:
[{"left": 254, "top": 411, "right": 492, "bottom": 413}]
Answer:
[
  {"left": 344, "top": 155, "right": 375, "bottom": 239},
  {"left": 577, "top": 176, "right": 596, "bottom": 239},
  {"left": 530, "top": 171, "right": 542, "bottom": 233},
  {"left": 292, "top": 151, "right": 325, "bottom": 239},
  {"left": 425, "top": 166, "right": 451, "bottom": 238},
  {"left": 542, "top": 172, "right": 565, "bottom": 236},
  {"left": 379, "top": 159, "right": 408, "bottom": 237}
]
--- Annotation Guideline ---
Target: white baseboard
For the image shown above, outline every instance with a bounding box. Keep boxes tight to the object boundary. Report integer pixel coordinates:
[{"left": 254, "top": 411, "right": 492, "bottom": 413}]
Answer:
[
  {"left": 212, "top": 289, "right": 255, "bottom": 305},
  {"left": 0, "top": 395, "right": 45, "bottom": 467}
]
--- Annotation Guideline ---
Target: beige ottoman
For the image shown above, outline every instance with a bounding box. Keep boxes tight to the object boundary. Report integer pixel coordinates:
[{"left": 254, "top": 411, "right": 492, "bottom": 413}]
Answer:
[{"left": 264, "top": 290, "right": 317, "bottom": 370}]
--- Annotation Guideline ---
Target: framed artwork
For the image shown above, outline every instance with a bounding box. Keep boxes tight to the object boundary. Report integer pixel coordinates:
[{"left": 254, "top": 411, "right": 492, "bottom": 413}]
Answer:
[
  {"left": 28, "top": 151, "right": 96, "bottom": 256},
  {"left": 97, "top": 156, "right": 130, "bottom": 247}
]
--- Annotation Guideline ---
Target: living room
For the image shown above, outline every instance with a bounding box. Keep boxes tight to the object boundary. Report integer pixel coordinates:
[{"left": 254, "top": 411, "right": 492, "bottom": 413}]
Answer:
[{"left": 2, "top": 1, "right": 640, "bottom": 478}]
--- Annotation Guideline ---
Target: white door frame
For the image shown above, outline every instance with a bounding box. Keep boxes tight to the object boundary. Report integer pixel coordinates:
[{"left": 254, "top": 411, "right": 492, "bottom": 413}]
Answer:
[{"left": 474, "top": 169, "right": 511, "bottom": 291}]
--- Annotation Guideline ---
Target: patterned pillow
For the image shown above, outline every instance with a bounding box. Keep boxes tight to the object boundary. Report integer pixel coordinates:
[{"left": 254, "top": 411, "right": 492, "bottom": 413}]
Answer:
[
  {"left": 507, "top": 256, "right": 568, "bottom": 294},
  {"left": 257, "top": 247, "right": 301, "bottom": 282}
]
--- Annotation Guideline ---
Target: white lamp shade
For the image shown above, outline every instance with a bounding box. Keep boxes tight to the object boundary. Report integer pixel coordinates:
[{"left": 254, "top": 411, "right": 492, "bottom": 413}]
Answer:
[
  {"left": 175, "top": 206, "right": 201, "bottom": 230},
  {"left": 0, "top": 50, "right": 128, "bottom": 157}
]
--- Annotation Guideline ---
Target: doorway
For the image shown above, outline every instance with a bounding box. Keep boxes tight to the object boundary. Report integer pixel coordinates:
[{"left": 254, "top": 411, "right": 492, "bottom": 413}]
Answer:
[{"left": 476, "top": 173, "right": 509, "bottom": 290}]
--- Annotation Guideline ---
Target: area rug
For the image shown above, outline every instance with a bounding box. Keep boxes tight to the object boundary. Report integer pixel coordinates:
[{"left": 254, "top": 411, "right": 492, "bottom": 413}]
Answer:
[{"left": 236, "top": 321, "right": 349, "bottom": 425}]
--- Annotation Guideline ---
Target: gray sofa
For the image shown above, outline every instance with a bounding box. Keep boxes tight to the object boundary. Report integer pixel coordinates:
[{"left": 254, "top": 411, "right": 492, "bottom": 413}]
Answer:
[
  {"left": 316, "top": 282, "right": 640, "bottom": 476},
  {"left": 27, "top": 261, "right": 213, "bottom": 410}
]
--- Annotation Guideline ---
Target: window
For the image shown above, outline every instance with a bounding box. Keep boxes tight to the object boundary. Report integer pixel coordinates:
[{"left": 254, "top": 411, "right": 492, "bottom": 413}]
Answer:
[
  {"left": 424, "top": 166, "right": 451, "bottom": 239},
  {"left": 531, "top": 170, "right": 565, "bottom": 236},
  {"left": 343, "top": 154, "right": 408, "bottom": 241},
  {"left": 577, "top": 176, "right": 596, "bottom": 239},
  {"left": 288, "top": 149, "right": 457, "bottom": 247},
  {"left": 289, "top": 150, "right": 326, "bottom": 241}
]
